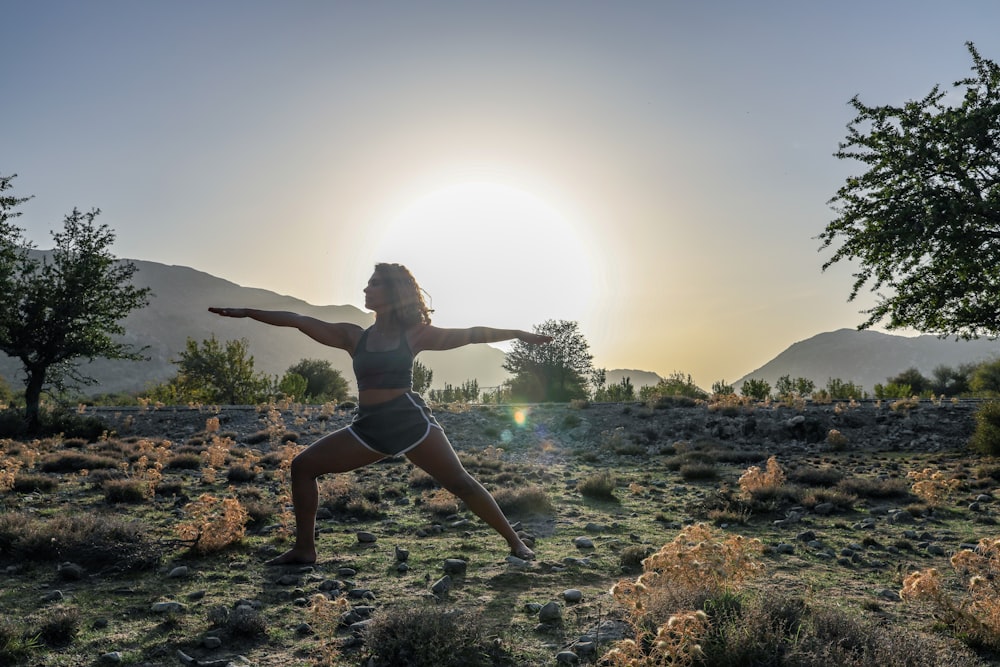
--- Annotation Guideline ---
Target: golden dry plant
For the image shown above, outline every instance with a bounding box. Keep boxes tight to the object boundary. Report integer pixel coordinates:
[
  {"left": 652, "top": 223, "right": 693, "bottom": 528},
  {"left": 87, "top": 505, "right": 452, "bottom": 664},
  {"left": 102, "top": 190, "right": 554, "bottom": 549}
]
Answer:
[
  {"left": 901, "top": 537, "right": 1000, "bottom": 651},
  {"left": 605, "top": 523, "right": 764, "bottom": 666},
  {"left": 0, "top": 450, "right": 23, "bottom": 492},
  {"left": 176, "top": 492, "right": 249, "bottom": 554},
  {"left": 738, "top": 455, "right": 786, "bottom": 497},
  {"left": 200, "top": 433, "right": 233, "bottom": 484},
  {"left": 907, "top": 467, "right": 962, "bottom": 506},
  {"left": 307, "top": 593, "right": 351, "bottom": 665},
  {"left": 826, "top": 429, "right": 848, "bottom": 448}
]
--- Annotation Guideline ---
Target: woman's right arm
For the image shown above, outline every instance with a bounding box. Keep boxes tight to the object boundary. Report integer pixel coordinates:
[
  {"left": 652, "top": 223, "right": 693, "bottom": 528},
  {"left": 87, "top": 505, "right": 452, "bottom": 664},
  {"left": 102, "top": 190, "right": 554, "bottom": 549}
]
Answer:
[{"left": 208, "top": 308, "right": 361, "bottom": 351}]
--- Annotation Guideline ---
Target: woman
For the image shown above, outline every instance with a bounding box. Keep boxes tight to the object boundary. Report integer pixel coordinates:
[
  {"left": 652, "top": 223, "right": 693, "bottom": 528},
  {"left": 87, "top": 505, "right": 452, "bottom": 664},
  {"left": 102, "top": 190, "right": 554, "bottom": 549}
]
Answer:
[{"left": 209, "top": 262, "right": 551, "bottom": 565}]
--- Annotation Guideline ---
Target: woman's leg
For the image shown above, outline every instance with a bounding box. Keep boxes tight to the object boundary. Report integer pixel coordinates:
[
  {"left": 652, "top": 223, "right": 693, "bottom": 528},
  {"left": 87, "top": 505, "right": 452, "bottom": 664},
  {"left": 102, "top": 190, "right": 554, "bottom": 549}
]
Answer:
[
  {"left": 267, "top": 429, "right": 385, "bottom": 565},
  {"left": 405, "top": 428, "right": 534, "bottom": 559}
]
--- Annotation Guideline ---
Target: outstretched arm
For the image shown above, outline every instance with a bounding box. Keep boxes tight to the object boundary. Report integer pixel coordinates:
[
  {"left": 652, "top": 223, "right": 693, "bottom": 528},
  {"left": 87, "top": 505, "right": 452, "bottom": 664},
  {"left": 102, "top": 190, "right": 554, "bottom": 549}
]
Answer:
[
  {"left": 412, "top": 324, "right": 552, "bottom": 352},
  {"left": 208, "top": 308, "right": 362, "bottom": 351}
]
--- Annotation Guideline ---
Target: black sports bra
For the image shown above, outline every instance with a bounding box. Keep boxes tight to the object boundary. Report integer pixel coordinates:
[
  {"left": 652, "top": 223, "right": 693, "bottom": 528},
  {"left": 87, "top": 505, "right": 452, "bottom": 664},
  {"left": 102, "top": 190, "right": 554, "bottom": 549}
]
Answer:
[{"left": 352, "top": 327, "right": 415, "bottom": 391}]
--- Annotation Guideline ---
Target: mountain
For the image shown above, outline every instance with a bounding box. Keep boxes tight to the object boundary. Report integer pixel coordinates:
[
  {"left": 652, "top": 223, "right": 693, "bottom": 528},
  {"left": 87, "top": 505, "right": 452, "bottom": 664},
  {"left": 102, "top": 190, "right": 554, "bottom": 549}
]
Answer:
[
  {"left": 606, "top": 369, "right": 663, "bottom": 388},
  {"left": 736, "top": 328, "right": 1000, "bottom": 393},
  {"left": 0, "top": 258, "right": 511, "bottom": 396}
]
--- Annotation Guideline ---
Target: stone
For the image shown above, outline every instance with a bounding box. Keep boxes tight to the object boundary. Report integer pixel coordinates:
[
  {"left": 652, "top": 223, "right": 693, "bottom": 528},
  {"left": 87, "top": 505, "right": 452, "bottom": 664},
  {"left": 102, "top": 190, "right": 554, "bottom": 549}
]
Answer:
[
  {"left": 167, "top": 566, "right": 190, "bottom": 578},
  {"left": 539, "top": 601, "right": 562, "bottom": 623},
  {"left": 99, "top": 652, "right": 123, "bottom": 664},
  {"left": 151, "top": 601, "right": 185, "bottom": 613},
  {"left": 556, "top": 651, "right": 580, "bottom": 664},
  {"left": 356, "top": 531, "right": 377, "bottom": 543},
  {"left": 562, "top": 589, "right": 583, "bottom": 603},
  {"left": 573, "top": 536, "right": 595, "bottom": 549},
  {"left": 431, "top": 575, "right": 452, "bottom": 596},
  {"left": 443, "top": 558, "right": 468, "bottom": 575}
]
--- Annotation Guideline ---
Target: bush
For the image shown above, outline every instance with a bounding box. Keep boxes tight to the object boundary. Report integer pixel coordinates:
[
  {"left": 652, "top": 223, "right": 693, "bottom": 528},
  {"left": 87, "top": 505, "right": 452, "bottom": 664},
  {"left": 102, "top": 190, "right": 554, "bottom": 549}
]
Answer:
[
  {"left": 577, "top": 470, "right": 617, "bottom": 500},
  {"left": 362, "top": 604, "right": 503, "bottom": 667},
  {"left": 970, "top": 400, "right": 1000, "bottom": 455},
  {"left": 0, "top": 408, "right": 108, "bottom": 440},
  {"left": 102, "top": 479, "right": 149, "bottom": 504},
  {"left": 494, "top": 485, "right": 554, "bottom": 516}
]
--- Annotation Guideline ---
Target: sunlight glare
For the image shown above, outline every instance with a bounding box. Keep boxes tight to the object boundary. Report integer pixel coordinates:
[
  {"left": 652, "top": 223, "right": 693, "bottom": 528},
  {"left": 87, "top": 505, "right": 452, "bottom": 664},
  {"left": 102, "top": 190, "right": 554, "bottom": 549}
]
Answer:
[{"left": 371, "top": 182, "right": 598, "bottom": 331}]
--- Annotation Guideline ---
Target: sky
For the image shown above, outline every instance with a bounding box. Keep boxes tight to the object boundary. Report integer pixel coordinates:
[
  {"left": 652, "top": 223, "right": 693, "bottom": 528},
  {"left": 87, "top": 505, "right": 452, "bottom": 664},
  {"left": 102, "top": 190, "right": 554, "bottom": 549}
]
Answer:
[{"left": 3, "top": 1, "right": 999, "bottom": 388}]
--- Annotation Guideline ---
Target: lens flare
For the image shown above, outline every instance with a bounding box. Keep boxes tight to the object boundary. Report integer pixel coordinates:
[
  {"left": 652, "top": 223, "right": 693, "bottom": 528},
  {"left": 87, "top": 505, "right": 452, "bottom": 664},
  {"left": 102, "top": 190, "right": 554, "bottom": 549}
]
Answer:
[{"left": 513, "top": 409, "right": 528, "bottom": 427}]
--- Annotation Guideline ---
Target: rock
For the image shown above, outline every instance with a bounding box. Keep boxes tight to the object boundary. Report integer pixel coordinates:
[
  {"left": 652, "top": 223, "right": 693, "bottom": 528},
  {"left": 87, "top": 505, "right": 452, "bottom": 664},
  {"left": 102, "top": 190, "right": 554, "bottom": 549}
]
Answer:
[
  {"left": 573, "top": 536, "right": 595, "bottom": 549},
  {"left": 58, "top": 562, "right": 85, "bottom": 580},
  {"left": 556, "top": 651, "right": 580, "bottom": 664},
  {"left": 443, "top": 558, "right": 467, "bottom": 575},
  {"left": 151, "top": 601, "right": 185, "bottom": 613},
  {"left": 562, "top": 589, "right": 584, "bottom": 603},
  {"left": 203, "top": 636, "right": 223, "bottom": 648},
  {"left": 167, "top": 566, "right": 190, "bottom": 578},
  {"left": 877, "top": 588, "right": 902, "bottom": 602},
  {"left": 99, "top": 652, "right": 123, "bottom": 664},
  {"left": 338, "top": 567, "right": 357, "bottom": 578},
  {"left": 395, "top": 546, "right": 409, "bottom": 562},
  {"left": 431, "top": 575, "right": 452, "bottom": 596},
  {"left": 42, "top": 590, "right": 65, "bottom": 602},
  {"left": 506, "top": 555, "right": 529, "bottom": 567},
  {"left": 539, "top": 601, "right": 562, "bottom": 623},
  {"left": 296, "top": 623, "right": 313, "bottom": 635},
  {"left": 356, "top": 531, "right": 377, "bottom": 543},
  {"left": 775, "top": 543, "right": 795, "bottom": 554}
]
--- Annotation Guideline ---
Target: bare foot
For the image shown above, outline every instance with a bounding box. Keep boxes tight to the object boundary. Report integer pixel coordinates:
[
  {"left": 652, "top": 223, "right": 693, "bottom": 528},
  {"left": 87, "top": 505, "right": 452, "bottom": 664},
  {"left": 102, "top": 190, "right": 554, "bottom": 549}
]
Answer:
[
  {"left": 265, "top": 547, "right": 316, "bottom": 566},
  {"left": 511, "top": 544, "right": 535, "bottom": 560}
]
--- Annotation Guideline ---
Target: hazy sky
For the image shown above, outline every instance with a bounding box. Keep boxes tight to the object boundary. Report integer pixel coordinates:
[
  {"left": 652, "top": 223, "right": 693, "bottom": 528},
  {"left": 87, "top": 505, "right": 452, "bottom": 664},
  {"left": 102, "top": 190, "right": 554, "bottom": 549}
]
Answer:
[{"left": 4, "top": 1, "right": 999, "bottom": 388}]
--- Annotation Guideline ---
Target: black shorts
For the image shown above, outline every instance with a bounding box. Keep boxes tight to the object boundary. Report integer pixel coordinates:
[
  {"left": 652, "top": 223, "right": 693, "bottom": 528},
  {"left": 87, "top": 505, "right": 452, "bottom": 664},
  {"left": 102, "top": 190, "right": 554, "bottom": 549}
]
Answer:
[{"left": 347, "top": 392, "right": 443, "bottom": 456}]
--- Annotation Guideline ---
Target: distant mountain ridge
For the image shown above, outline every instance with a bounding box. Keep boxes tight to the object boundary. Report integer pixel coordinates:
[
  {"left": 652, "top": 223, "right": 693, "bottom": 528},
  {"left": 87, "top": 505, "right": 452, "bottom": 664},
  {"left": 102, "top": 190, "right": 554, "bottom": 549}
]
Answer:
[{"left": 736, "top": 328, "right": 1000, "bottom": 394}]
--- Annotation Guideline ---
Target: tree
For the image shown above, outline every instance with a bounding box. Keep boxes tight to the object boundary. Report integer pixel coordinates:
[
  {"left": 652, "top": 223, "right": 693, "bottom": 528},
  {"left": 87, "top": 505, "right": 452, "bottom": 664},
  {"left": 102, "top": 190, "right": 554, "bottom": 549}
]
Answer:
[
  {"left": 503, "top": 320, "right": 593, "bottom": 402},
  {"left": 886, "top": 367, "right": 930, "bottom": 395},
  {"left": 740, "top": 378, "right": 771, "bottom": 401},
  {"left": 641, "top": 372, "right": 708, "bottom": 400},
  {"left": 819, "top": 43, "right": 1000, "bottom": 338},
  {"left": 285, "top": 358, "right": 348, "bottom": 402},
  {"left": 412, "top": 359, "right": 433, "bottom": 395},
  {"left": 165, "top": 335, "right": 272, "bottom": 405},
  {"left": 0, "top": 176, "right": 151, "bottom": 431}
]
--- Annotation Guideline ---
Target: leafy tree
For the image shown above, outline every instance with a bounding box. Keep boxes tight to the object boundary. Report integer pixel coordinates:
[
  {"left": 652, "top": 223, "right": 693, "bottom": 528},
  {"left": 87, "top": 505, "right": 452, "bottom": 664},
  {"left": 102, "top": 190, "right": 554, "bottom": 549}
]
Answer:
[
  {"left": 824, "top": 377, "right": 866, "bottom": 400},
  {"left": 971, "top": 359, "right": 1000, "bottom": 396},
  {"left": 412, "top": 359, "right": 433, "bottom": 395},
  {"left": 819, "top": 43, "right": 1000, "bottom": 337},
  {"left": 930, "top": 363, "right": 974, "bottom": 396},
  {"left": 873, "top": 382, "right": 914, "bottom": 400},
  {"left": 0, "top": 176, "right": 151, "bottom": 431},
  {"left": 640, "top": 372, "right": 707, "bottom": 400},
  {"left": 740, "top": 378, "right": 771, "bottom": 401},
  {"left": 711, "top": 379, "right": 735, "bottom": 396},
  {"left": 595, "top": 376, "right": 635, "bottom": 402},
  {"left": 774, "top": 375, "right": 816, "bottom": 398},
  {"left": 503, "top": 320, "right": 593, "bottom": 402},
  {"left": 886, "top": 367, "right": 930, "bottom": 395},
  {"left": 161, "top": 335, "right": 272, "bottom": 405},
  {"left": 285, "top": 358, "right": 348, "bottom": 402},
  {"left": 278, "top": 371, "right": 308, "bottom": 400}
]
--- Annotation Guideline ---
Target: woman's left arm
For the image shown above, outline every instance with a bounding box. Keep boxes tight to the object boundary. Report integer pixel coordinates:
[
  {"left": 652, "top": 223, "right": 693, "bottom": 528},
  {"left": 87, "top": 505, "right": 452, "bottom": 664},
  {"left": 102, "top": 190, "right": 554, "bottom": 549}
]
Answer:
[{"left": 412, "top": 325, "right": 552, "bottom": 352}]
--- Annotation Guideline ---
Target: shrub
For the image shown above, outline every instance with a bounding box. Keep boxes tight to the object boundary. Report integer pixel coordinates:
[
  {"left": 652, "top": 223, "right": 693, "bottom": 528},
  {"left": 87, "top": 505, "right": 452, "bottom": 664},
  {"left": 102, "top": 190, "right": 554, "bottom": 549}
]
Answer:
[
  {"left": 679, "top": 462, "right": 718, "bottom": 481},
  {"left": 494, "top": 485, "right": 554, "bottom": 516},
  {"left": 11, "top": 473, "right": 58, "bottom": 494},
  {"left": 577, "top": 470, "right": 617, "bottom": 500},
  {"left": 0, "top": 511, "right": 160, "bottom": 572},
  {"left": 38, "top": 606, "right": 80, "bottom": 647},
  {"left": 738, "top": 456, "right": 785, "bottom": 499},
  {"left": 907, "top": 467, "right": 962, "bottom": 507},
  {"left": 319, "top": 476, "right": 384, "bottom": 519},
  {"left": 0, "top": 618, "right": 39, "bottom": 664},
  {"left": 362, "top": 604, "right": 502, "bottom": 667},
  {"left": 970, "top": 400, "right": 1000, "bottom": 455},
  {"left": 164, "top": 453, "right": 202, "bottom": 470},
  {"left": 176, "top": 494, "right": 249, "bottom": 555},
  {"left": 835, "top": 476, "right": 911, "bottom": 499},
  {"left": 102, "top": 479, "right": 149, "bottom": 504},
  {"left": 39, "top": 451, "right": 118, "bottom": 473},
  {"left": 787, "top": 465, "right": 844, "bottom": 487},
  {"left": 740, "top": 378, "right": 771, "bottom": 400}
]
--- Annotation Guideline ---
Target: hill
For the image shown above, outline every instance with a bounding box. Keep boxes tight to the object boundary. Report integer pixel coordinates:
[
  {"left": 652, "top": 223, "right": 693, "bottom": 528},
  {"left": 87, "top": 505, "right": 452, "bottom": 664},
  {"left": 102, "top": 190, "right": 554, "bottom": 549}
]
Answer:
[{"left": 736, "top": 328, "right": 1000, "bottom": 393}]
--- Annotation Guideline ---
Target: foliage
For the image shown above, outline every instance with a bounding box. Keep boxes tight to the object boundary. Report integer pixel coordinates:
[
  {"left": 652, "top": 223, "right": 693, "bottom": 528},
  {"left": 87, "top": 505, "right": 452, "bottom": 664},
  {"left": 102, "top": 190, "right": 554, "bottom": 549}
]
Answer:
[
  {"left": 176, "top": 493, "right": 249, "bottom": 554},
  {"left": 823, "top": 377, "right": 866, "bottom": 400},
  {"left": 907, "top": 467, "right": 962, "bottom": 506},
  {"left": 605, "top": 524, "right": 764, "bottom": 666},
  {"left": 362, "top": 603, "right": 502, "bottom": 667},
  {"left": 428, "top": 379, "right": 479, "bottom": 403},
  {"left": 285, "top": 358, "right": 348, "bottom": 402},
  {"left": 874, "top": 382, "right": 913, "bottom": 399},
  {"left": 503, "top": 319, "right": 593, "bottom": 402},
  {"left": 774, "top": 375, "right": 815, "bottom": 399},
  {"left": 640, "top": 372, "right": 707, "bottom": 400},
  {"left": 739, "top": 456, "right": 786, "bottom": 498},
  {"left": 0, "top": 175, "right": 151, "bottom": 431},
  {"left": 971, "top": 358, "right": 1000, "bottom": 395},
  {"left": 0, "top": 407, "right": 107, "bottom": 440},
  {"left": 886, "top": 367, "right": 930, "bottom": 395},
  {"left": 595, "top": 376, "right": 636, "bottom": 402},
  {"left": 819, "top": 43, "right": 1000, "bottom": 337},
  {"left": 153, "top": 335, "right": 272, "bottom": 405},
  {"left": 902, "top": 536, "right": 1000, "bottom": 652},
  {"left": 277, "top": 371, "right": 307, "bottom": 399},
  {"left": 930, "top": 362, "right": 975, "bottom": 396},
  {"left": 412, "top": 358, "right": 433, "bottom": 395},
  {"left": 971, "top": 400, "right": 1000, "bottom": 455},
  {"left": 740, "top": 378, "right": 771, "bottom": 400},
  {"left": 711, "top": 379, "right": 735, "bottom": 395},
  {"left": 577, "top": 470, "right": 617, "bottom": 500}
]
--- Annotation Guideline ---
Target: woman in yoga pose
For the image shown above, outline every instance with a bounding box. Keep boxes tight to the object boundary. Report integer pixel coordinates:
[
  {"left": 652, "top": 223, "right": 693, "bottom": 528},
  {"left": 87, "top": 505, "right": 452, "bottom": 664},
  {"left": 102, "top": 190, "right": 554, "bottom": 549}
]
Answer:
[{"left": 209, "top": 262, "right": 550, "bottom": 565}]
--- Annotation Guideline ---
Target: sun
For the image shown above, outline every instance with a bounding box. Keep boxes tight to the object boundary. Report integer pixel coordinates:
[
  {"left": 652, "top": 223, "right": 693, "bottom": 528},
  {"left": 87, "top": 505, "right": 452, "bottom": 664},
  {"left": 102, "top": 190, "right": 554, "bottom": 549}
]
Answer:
[{"left": 369, "top": 182, "right": 599, "bottom": 332}]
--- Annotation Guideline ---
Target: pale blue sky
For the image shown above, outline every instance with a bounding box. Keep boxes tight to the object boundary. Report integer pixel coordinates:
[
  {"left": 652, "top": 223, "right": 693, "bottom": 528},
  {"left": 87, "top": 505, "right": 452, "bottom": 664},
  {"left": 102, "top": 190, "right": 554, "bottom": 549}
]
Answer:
[{"left": 3, "top": 1, "right": 998, "bottom": 386}]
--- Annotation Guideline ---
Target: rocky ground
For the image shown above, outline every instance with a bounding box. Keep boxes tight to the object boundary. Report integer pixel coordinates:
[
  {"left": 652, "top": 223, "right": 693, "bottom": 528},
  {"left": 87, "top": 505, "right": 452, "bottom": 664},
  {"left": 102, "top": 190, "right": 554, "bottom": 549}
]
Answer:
[{"left": 6, "top": 397, "right": 996, "bottom": 666}]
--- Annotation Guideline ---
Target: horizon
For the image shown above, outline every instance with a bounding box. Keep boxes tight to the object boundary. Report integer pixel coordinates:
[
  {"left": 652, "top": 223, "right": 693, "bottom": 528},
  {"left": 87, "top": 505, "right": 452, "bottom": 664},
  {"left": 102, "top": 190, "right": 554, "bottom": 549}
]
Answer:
[{"left": 4, "top": 2, "right": 999, "bottom": 389}]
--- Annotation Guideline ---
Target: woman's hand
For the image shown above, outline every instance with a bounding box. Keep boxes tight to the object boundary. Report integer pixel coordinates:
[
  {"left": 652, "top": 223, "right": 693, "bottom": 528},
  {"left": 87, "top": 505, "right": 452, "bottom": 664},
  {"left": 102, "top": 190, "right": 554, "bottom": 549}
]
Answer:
[
  {"left": 208, "top": 307, "right": 248, "bottom": 318},
  {"left": 519, "top": 332, "right": 553, "bottom": 345}
]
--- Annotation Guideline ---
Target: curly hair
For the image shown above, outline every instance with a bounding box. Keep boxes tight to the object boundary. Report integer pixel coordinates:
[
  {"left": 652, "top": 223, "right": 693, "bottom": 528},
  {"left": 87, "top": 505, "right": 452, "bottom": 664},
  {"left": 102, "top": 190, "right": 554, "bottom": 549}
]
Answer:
[{"left": 374, "top": 263, "right": 433, "bottom": 327}]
